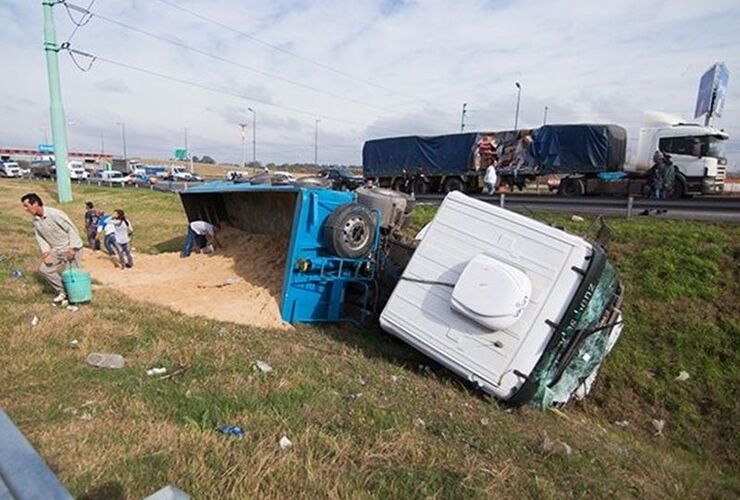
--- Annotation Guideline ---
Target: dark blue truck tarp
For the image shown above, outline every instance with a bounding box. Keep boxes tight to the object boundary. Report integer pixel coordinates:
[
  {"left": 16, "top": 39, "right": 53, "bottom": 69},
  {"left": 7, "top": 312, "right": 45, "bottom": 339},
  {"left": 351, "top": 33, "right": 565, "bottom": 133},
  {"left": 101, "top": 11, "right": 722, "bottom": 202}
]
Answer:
[
  {"left": 532, "top": 124, "right": 626, "bottom": 174},
  {"left": 363, "top": 133, "right": 479, "bottom": 177},
  {"left": 362, "top": 125, "right": 626, "bottom": 177}
]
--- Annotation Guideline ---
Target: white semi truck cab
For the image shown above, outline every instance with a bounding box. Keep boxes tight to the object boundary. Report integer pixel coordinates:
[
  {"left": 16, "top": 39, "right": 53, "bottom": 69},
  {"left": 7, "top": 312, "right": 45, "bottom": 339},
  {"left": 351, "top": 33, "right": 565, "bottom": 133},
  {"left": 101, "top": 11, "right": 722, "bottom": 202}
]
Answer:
[{"left": 630, "top": 112, "right": 729, "bottom": 196}]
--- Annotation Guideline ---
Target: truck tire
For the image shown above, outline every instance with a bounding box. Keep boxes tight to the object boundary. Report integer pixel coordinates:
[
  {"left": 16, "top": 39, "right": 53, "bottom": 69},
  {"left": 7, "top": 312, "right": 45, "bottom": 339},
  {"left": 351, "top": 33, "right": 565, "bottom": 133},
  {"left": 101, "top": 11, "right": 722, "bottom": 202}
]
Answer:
[
  {"left": 669, "top": 177, "right": 686, "bottom": 198},
  {"left": 324, "top": 203, "right": 376, "bottom": 259},
  {"left": 558, "top": 178, "right": 584, "bottom": 197},
  {"left": 413, "top": 177, "right": 430, "bottom": 195},
  {"left": 443, "top": 177, "right": 465, "bottom": 193}
]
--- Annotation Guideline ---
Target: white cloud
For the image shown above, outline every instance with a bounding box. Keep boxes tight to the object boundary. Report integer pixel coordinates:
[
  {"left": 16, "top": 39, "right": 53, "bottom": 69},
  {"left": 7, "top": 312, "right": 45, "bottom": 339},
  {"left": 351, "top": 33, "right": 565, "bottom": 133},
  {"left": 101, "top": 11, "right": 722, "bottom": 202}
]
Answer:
[{"left": 0, "top": 0, "right": 738, "bottom": 168}]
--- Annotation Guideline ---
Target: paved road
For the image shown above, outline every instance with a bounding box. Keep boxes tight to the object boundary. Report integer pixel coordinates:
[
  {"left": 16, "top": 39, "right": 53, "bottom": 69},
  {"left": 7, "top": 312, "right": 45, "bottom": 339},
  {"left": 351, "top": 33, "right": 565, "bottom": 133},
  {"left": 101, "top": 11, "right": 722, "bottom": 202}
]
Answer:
[{"left": 415, "top": 194, "right": 740, "bottom": 222}]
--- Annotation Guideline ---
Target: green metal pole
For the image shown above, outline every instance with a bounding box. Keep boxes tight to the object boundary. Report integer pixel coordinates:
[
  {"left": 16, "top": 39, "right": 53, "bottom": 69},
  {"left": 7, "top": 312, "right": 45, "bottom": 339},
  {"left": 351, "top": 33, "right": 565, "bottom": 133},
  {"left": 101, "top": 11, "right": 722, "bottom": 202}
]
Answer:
[{"left": 42, "top": 0, "right": 72, "bottom": 203}]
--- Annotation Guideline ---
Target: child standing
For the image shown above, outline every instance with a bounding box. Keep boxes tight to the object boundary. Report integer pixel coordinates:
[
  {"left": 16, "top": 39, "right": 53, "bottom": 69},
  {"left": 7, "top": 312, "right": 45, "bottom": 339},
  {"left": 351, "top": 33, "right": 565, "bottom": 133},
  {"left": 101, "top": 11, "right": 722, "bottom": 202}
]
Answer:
[{"left": 112, "top": 209, "right": 134, "bottom": 269}]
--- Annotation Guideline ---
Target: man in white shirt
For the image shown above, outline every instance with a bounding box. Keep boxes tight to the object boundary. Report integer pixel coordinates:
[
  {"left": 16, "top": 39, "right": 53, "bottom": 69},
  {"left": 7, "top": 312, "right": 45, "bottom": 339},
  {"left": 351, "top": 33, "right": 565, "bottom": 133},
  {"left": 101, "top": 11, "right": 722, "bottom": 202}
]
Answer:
[
  {"left": 484, "top": 164, "right": 498, "bottom": 195},
  {"left": 181, "top": 220, "right": 221, "bottom": 257}
]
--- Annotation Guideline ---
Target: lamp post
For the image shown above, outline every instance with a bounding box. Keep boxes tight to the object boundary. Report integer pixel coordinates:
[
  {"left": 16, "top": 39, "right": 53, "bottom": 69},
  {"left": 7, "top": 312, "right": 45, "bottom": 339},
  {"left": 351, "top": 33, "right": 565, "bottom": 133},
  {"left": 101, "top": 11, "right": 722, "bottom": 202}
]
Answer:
[
  {"left": 239, "top": 122, "right": 247, "bottom": 168},
  {"left": 116, "top": 121, "right": 127, "bottom": 160},
  {"left": 543, "top": 105, "right": 548, "bottom": 125},
  {"left": 314, "top": 119, "right": 320, "bottom": 167},
  {"left": 514, "top": 82, "right": 521, "bottom": 130},
  {"left": 184, "top": 127, "right": 189, "bottom": 155},
  {"left": 247, "top": 107, "right": 256, "bottom": 165}
]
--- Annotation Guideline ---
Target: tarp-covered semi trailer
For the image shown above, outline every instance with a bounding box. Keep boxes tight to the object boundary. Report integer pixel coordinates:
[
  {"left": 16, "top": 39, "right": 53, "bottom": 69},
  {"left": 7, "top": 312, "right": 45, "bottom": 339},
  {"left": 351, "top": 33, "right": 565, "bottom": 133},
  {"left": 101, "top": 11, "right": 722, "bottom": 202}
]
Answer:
[
  {"left": 180, "top": 182, "right": 381, "bottom": 323},
  {"left": 362, "top": 124, "right": 628, "bottom": 195}
]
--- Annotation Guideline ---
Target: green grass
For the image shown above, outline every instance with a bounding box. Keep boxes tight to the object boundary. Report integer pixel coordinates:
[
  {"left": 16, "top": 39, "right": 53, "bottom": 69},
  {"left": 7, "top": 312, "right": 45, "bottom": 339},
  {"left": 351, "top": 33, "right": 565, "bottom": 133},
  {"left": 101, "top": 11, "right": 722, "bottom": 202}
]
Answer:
[{"left": 0, "top": 179, "right": 738, "bottom": 498}]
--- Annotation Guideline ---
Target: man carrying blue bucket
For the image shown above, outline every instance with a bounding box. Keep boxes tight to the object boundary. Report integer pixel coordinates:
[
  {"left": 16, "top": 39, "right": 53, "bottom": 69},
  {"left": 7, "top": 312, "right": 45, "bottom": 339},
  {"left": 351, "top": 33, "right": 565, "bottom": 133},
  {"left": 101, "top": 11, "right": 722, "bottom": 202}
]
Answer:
[{"left": 21, "top": 193, "right": 84, "bottom": 304}]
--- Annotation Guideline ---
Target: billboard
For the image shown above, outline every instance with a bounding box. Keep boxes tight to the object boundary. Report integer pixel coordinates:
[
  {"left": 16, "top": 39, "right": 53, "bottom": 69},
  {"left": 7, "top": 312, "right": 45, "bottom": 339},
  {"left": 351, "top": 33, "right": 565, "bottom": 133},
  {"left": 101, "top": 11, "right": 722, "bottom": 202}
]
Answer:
[{"left": 694, "top": 63, "right": 730, "bottom": 119}]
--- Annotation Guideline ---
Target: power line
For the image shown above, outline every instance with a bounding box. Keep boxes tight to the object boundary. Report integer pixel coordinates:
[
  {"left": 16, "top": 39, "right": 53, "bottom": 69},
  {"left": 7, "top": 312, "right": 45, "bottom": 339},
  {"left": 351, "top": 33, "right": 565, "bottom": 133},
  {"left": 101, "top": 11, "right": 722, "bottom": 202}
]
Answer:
[
  {"left": 66, "top": 2, "right": 428, "bottom": 119},
  {"left": 62, "top": 46, "right": 434, "bottom": 137},
  {"left": 152, "top": 0, "right": 445, "bottom": 111}
]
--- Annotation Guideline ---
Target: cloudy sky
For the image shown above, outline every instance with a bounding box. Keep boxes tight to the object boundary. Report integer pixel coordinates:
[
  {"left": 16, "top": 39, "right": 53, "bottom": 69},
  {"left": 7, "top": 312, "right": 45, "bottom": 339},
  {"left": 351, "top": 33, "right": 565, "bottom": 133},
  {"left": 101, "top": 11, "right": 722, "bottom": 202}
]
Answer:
[{"left": 1, "top": 0, "right": 739, "bottom": 168}]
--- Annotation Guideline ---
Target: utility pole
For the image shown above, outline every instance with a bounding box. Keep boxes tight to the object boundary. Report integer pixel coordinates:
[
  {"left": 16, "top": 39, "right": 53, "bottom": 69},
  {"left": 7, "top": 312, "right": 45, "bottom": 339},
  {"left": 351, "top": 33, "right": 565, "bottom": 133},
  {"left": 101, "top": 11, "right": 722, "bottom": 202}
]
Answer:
[
  {"left": 247, "top": 107, "right": 256, "bottom": 164},
  {"left": 42, "top": 0, "right": 72, "bottom": 202},
  {"left": 514, "top": 82, "right": 522, "bottom": 130},
  {"left": 100, "top": 133, "right": 104, "bottom": 154},
  {"left": 117, "top": 122, "right": 127, "bottom": 160},
  {"left": 239, "top": 123, "right": 247, "bottom": 168},
  {"left": 314, "top": 119, "right": 320, "bottom": 167},
  {"left": 460, "top": 102, "right": 467, "bottom": 132},
  {"left": 543, "top": 106, "right": 548, "bottom": 125},
  {"left": 184, "top": 127, "right": 189, "bottom": 154}
]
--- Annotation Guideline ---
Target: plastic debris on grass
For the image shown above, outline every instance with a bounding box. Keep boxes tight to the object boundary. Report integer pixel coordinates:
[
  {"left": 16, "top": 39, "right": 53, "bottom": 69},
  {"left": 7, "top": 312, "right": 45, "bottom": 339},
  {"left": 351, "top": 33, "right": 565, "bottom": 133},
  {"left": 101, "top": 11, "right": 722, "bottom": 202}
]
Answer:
[
  {"left": 279, "top": 436, "right": 293, "bottom": 451},
  {"left": 675, "top": 370, "right": 690, "bottom": 382},
  {"left": 218, "top": 424, "right": 245, "bottom": 439},
  {"left": 86, "top": 352, "right": 125, "bottom": 369},
  {"left": 254, "top": 360, "right": 273, "bottom": 374},
  {"left": 146, "top": 367, "right": 167, "bottom": 377}
]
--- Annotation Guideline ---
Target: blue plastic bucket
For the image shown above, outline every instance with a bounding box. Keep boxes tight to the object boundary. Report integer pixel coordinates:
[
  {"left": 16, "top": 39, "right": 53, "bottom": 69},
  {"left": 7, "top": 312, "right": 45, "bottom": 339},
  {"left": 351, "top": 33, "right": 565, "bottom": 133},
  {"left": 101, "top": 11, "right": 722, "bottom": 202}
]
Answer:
[{"left": 61, "top": 268, "right": 93, "bottom": 304}]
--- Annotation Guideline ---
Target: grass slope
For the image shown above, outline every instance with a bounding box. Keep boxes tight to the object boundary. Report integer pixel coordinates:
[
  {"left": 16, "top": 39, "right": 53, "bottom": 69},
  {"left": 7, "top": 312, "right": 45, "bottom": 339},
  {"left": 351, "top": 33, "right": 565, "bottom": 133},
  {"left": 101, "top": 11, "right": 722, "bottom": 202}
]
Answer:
[{"left": 0, "top": 180, "right": 738, "bottom": 499}]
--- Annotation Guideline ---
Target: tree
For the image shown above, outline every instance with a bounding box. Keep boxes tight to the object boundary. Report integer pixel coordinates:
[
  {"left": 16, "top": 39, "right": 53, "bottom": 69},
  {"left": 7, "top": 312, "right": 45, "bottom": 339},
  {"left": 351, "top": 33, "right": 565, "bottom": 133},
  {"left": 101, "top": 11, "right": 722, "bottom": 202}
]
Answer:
[{"left": 200, "top": 155, "right": 216, "bottom": 164}]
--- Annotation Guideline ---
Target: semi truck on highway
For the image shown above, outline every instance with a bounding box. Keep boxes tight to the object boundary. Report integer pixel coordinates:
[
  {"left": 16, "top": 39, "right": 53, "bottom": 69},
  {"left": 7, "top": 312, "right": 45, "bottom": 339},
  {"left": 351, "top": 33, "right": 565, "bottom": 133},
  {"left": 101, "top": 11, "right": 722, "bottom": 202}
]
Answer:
[{"left": 362, "top": 113, "right": 729, "bottom": 197}]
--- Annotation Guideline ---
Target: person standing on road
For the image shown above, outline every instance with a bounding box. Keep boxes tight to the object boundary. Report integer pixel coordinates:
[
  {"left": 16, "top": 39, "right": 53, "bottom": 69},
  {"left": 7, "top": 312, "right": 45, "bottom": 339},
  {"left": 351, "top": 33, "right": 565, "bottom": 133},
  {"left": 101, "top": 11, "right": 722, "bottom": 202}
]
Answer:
[
  {"left": 484, "top": 163, "right": 498, "bottom": 195},
  {"left": 112, "top": 209, "right": 134, "bottom": 269},
  {"left": 96, "top": 211, "right": 117, "bottom": 256},
  {"left": 21, "top": 193, "right": 84, "bottom": 303},
  {"left": 648, "top": 151, "right": 665, "bottom": 199},
  {"left": 84, "top": 201, "right": 100, "bottom": 251},
  {"left": 661, "top": 153, "right": 677, "bottom": 199},
  {"left": 181, "top": 220, "right": 221, "bottom": 257}
]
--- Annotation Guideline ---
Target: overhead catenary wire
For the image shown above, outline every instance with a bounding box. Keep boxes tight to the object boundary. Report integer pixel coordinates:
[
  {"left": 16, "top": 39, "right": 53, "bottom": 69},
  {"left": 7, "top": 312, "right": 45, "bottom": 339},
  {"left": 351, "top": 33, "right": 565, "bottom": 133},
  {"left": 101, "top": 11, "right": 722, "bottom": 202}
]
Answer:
[
  {"left": 62, "top": 46, "right": 436, "bottom": 137},
  {"left": 64, "top": 2, "right": 438, "bottom": 119}
]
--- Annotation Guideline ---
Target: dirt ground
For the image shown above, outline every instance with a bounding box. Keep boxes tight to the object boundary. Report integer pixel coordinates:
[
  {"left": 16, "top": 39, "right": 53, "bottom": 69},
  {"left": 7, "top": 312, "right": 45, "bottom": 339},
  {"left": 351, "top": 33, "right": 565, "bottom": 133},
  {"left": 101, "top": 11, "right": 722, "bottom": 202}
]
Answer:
[{"left": 84, "top": 228, "right": 292, "bottom": 330}]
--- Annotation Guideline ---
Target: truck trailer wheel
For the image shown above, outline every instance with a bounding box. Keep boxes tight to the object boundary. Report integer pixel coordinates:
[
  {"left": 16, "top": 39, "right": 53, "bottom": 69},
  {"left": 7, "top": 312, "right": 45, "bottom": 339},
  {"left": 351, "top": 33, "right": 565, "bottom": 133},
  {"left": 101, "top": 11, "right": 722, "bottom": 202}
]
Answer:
[
  {"left": 443, "top": 177, "right": 465, "bottom": 193},
  {"left": 324, "top": 203, "right": 376, "bottom": 259},
  {"left": 558, "top": 178, "right": 584, "bottom": 197}
]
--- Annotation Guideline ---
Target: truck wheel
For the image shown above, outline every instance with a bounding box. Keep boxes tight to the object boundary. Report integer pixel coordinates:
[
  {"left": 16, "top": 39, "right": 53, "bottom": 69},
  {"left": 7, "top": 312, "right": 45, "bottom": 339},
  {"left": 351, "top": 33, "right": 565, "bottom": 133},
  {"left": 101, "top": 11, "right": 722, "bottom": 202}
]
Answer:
[
  {"left": 443, "top": 178, "right": 465, "bottom": 193},
  {"left": 558, "top": 178, "right": 584, "bottom": 197},
  {"left": 413, "top": 177, "right": 430, "bottom": 195},
  {"left": 324, "top": 203, "right": 376, "bottom": 259},
  {"left": 669, "top": 177, "right": 685, "bottom": 198}
]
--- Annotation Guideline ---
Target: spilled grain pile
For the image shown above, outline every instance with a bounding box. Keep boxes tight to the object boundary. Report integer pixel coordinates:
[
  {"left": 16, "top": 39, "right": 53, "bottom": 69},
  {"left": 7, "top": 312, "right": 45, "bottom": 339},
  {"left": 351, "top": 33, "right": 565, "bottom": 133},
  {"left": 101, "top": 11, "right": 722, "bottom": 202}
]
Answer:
[{"left": 84, "top": 227, "right": 291, "bottom": 330}]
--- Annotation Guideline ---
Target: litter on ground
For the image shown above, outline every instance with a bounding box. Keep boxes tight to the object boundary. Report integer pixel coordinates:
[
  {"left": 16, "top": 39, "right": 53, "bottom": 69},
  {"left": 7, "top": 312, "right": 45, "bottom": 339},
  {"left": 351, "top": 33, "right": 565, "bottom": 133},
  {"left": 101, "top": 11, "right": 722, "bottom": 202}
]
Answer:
[
  {"left": 652, "top": 419, "right": 666, "bottom": 436},
  {"left": 218, "top": 424, "right": 245, "bottom": 439},
  {"left": 30, "top": 315, "right": 39, "bottom": 326},
  {"left": 279, "top": 436, "right": 293, "bottom": 451},
  {"left": 146, "top": 367, "right": 167, "bottom": 376},
  {"left": 254, "top": 361, "right": 273, "bottom": 373},
  {"left": 86, "top": 352, "right": 125, "bottom": 369},
  {"left": 675, "top": 370, "right": 690, "bottom": 381}
]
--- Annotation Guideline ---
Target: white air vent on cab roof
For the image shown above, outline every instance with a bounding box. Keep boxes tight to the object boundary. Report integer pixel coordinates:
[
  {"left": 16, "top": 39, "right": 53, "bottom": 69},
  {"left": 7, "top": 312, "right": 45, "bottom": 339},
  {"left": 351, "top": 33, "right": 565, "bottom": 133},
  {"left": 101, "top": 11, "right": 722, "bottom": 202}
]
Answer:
[{"left": 450, "top": 254, "right": 531, "bottom": 331}]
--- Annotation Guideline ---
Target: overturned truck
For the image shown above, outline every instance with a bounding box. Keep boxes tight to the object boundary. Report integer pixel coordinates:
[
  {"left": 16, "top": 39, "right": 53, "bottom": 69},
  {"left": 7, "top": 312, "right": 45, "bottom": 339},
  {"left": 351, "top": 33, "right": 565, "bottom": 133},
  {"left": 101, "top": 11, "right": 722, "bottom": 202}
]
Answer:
[{"left": 180, "top": 181, "right": 624, "bottom": 406}]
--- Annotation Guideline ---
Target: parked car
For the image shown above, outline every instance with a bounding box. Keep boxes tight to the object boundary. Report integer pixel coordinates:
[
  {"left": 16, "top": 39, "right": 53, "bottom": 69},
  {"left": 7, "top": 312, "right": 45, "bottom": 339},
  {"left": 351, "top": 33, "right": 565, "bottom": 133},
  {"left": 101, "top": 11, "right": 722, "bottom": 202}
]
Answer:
[
  {"left": 0, "top": 161, "right": 22, "bottom": 178},
  {"left": 318, "top": 167, "right": 364, "bottom": 190},
  {"left": 98, "top": 170, "right": 127, "bottom": 186},
  {"left": 30, "top": 160, "right": 56, "bottom": 179}
]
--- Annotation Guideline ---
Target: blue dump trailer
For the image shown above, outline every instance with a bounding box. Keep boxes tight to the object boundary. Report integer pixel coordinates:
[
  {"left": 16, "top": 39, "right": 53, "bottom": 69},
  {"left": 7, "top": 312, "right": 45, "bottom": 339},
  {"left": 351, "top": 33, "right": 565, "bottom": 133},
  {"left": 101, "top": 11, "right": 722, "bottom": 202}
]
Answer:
[
  {"left": 362, "top": 124, "right": 627, "bottom": 195},
  {"left": 180, "top": 182, "right": 383, "bottom": 324}
]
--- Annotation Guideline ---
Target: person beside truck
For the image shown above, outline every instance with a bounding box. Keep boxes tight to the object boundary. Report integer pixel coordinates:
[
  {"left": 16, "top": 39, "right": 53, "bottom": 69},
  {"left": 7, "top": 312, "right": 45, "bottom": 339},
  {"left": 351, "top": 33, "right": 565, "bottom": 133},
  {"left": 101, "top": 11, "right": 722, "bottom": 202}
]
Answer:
[
  {"left": 181, "top": 220, "right": 221, "bottom": 257},
  {"left": 112, "top": 209, "right": 134, "bottom": 269},
  {"left": 21, "top": 193, "right": 84, "bottom": 303}
]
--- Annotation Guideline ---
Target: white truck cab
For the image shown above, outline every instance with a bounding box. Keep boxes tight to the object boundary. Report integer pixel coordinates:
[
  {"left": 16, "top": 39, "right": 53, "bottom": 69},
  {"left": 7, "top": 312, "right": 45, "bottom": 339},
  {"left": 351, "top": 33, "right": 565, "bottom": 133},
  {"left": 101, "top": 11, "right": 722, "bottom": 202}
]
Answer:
[
  {"left": 68, "top": 160, "right": 88, "bottom": 180},
  {"left": 0, "top": 161, "right": 22, "bottom": 177},
  {"left": 170, "top": 166, "right": 194, "bottom": 181},
  {"left": 629, "top": 112, "right": 729, "bottom": 195},
  {"left": 380, "top": 191, "right": 624, "bottom": 406}
]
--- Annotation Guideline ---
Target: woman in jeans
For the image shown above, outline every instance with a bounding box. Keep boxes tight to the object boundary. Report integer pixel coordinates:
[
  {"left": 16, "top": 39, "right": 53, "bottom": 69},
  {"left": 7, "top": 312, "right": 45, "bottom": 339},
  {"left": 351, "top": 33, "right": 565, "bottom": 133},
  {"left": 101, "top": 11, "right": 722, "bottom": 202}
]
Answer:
[{"left": 112, "top": 209, "right": 134, "bottom": 269}]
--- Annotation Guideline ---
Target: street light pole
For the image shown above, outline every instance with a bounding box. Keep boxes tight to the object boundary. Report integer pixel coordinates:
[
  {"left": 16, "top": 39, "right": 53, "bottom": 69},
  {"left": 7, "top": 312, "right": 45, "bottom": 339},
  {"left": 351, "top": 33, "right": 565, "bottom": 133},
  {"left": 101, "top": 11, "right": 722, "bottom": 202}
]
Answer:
[
  {"left": 514, "top": 82, "right": 522, "bottom": 130},
  {"left": 239, "top": 123, "right": 247, "bottom": 168},
  {"left": 543, "top": 106, "right": 548, "bottom": 125},
  {"left": 460, "top": 102, "right": 467, "bottom": 132},
  {"left": 184, "top": 127, "right": 189, "bottom": 154},
  {"left": 117, "top": 121, "right": 127, "bottom": 160},
  {"left": 314, "top": 119, "right": 320, "bottom": 167},
  {"left": 247, "top": 107, "right": 256, "bottom": 165}
]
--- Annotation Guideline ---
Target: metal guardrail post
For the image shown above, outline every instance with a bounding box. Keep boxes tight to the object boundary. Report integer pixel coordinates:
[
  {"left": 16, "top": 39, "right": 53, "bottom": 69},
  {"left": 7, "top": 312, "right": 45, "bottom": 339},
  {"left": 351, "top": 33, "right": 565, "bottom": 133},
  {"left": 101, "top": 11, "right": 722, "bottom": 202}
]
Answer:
[
  {"left": 626, "top": 196, "right": 633, "bottom": 218},
  {"left": 499, "top": 193, "right": 505, "bottom": 208}
]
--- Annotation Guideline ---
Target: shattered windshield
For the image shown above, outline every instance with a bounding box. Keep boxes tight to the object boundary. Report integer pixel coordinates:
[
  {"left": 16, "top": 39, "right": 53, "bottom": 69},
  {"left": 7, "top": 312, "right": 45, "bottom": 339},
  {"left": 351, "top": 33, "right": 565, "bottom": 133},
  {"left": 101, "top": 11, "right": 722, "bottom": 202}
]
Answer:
[{"left": 531, "top": 261, "right": 621, "bottom": 407}]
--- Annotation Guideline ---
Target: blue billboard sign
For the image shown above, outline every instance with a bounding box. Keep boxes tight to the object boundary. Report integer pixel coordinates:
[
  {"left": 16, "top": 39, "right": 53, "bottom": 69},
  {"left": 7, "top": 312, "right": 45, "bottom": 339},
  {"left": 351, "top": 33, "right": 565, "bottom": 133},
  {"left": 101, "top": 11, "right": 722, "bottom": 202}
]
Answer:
[
  {"left": 38, "top": 144, "right": 54, "bottom": 153},
  {"left": 694, "top": 63, "right": 730, "bottom": 119}
]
